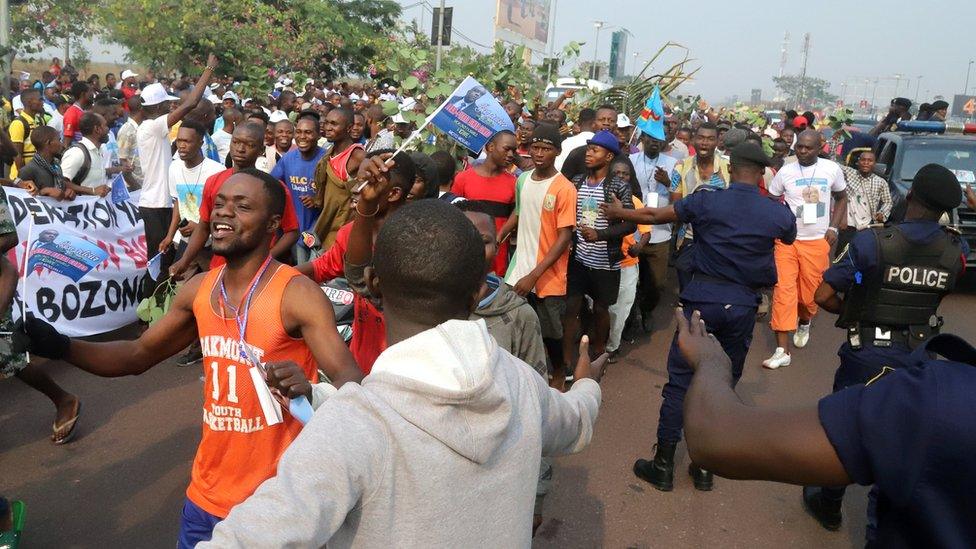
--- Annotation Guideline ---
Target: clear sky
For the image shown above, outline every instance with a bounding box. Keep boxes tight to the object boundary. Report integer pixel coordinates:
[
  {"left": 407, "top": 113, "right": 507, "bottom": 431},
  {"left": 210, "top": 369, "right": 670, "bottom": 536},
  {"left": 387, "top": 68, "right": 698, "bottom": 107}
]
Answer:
[
  {"left": 397, "top": 0, "right": 976, "bottom": 105},
  {"left": 32, "top": 0, "right": 976, "bottom": 107}
]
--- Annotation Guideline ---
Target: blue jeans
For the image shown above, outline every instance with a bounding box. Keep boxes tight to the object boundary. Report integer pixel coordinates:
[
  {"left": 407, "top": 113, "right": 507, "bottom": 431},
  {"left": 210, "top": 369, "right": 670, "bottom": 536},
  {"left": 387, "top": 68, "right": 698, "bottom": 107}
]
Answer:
[
  {"left": 656, "top": 300, "right": 756, "bottom": 444},
  {"left": 177, "top": 498, "right": 223, "bottom": 549}
]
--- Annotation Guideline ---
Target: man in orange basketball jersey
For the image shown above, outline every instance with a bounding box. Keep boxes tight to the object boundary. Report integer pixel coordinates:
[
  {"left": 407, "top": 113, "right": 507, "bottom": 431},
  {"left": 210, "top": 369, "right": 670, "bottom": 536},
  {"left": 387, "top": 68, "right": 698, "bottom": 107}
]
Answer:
[{"left": 14, "top": 168, "right": 362, "bottom": 548}]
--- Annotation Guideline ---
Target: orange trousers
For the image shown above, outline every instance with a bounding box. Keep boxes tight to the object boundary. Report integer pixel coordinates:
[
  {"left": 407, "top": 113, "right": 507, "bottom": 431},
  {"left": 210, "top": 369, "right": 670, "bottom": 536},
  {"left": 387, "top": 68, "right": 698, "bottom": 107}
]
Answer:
[{"left": 771, "top": 238, "right": 830, "bottom": 332}]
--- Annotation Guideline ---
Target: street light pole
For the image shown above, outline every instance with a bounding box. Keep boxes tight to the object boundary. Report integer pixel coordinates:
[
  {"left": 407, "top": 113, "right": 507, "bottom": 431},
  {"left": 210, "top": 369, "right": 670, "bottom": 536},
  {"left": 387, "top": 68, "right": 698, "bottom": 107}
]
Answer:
[
  {"left": 434, "top": 0, "right": 446, "bottom": 72},
  {"left": 632, "top": 51, "right": 640, "bottom": 77},
  {"left": 966, "top": 60, "right": 974, "bottom": 95},
  {"left": 591, "top": 20, "right": 604, "bottom": 81},
  {"left": 871, "top": 78, "right": 879, "bottom": 114},
  {"left": 914, "top": 75, "right": 922, "bottom": 103}
]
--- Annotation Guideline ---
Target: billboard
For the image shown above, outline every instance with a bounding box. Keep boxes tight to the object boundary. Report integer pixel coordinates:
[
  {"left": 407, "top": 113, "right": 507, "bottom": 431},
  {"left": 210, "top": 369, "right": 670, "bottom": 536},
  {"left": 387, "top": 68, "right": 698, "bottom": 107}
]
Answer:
[
  {"left": 951, "top": 94, "right": 976, "bottom": 119},
  {"left": 609, "top": 30, "right": 627, "bottom": 80},
  {"left": 494, "top": 0, "right": 551, "bottom": 53}
]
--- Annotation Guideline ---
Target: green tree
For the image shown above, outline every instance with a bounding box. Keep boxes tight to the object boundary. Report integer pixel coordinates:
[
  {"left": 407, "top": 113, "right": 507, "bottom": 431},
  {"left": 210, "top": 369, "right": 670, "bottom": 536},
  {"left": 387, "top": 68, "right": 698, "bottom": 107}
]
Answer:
[
  {"left": 772, "top": 75, "right": 838, "bottom": 107},
  {"left": 7, "top": 0, "right": 100, "bottom": 59},
  {"left": 99, "top": 0, "right": 399, "bottom": 83}
]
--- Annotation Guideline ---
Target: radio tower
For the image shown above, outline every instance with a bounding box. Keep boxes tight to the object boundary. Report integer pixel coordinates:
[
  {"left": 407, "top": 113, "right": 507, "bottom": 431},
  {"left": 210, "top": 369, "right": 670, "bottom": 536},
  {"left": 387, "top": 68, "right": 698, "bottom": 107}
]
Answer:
[
  {"left": 778, "top": 31, "right": 790, "bottom": 78},
  {"left": 798, "top": 33, "right": 811, "bottom": 105}
]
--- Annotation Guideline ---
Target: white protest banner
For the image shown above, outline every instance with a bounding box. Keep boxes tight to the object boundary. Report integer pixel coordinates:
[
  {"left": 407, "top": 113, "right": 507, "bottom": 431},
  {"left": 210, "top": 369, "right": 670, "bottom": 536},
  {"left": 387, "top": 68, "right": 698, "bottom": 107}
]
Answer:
[{"left": 4, "top": 188, "right": 149, "bottom": 337}]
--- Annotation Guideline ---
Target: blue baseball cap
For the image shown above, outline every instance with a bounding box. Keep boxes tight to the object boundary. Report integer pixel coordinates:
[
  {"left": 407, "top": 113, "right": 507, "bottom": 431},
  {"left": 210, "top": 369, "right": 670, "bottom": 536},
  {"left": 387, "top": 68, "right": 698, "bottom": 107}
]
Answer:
[{"left": 586, "top": 129, "right": 621, "bottom": 156}]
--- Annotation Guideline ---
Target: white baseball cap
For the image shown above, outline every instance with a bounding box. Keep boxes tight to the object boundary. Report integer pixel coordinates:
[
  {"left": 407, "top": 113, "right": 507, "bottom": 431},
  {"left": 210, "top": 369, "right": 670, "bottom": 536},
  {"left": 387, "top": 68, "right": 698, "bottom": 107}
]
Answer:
[
  {"left": 222, "top": 91, "right": 239, "bottom": 103},
  {"left": 269, "top": 111, "right": 289, "bottom": 123},
  {"left": 121, "top": 69, "right": 138, "bottom": 80},
  {"left": 140, "top": 82, "right": 179, "bottom": 106},
  {"left": 617, "top": 113, "right": 633, "bottom": 128}
]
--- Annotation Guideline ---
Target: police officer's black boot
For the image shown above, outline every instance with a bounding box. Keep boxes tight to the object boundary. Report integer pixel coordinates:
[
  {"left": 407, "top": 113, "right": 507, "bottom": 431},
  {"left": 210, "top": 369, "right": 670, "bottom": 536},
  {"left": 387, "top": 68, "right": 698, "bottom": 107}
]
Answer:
[
  {"left": 633, "top": 442, "right": 676, "bottom": 491},
  {"left": 802, "top": 486, "right": 842, "bottom": 531},
  {"left": 688, "top": 463, "right": 714, "bottom": 491}
]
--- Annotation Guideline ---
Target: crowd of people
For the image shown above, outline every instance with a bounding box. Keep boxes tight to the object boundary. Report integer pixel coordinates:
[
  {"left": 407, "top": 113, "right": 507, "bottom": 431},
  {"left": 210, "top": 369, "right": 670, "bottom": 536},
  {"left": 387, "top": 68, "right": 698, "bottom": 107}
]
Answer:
[{"left": 1, "top": 53, "right": 975, "bottom": 548}]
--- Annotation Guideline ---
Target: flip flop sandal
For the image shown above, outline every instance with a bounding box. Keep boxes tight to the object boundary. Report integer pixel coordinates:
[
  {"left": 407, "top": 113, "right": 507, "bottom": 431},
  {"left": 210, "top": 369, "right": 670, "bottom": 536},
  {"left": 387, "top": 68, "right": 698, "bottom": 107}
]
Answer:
[{"left": 51, "top": 401, "right": 82, "bottom": 445}]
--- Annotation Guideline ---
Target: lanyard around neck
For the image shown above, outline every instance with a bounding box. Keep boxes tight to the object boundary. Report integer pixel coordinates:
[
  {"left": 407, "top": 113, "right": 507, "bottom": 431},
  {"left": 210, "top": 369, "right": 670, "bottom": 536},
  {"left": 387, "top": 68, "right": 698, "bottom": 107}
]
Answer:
[{"left": 218, "top": 255, "right": 273, "bottom": 363}]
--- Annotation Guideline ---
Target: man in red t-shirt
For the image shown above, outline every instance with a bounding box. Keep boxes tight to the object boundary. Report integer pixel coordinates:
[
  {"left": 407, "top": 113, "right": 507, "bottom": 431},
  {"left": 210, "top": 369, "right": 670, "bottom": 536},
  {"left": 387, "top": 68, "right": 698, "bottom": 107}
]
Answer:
[
  {"left": 451, "top": 130, "right": 518, "bottom": 276},
  {"left": 171, "top": 121, "right": 299, "bottom": 276},
  {"left": 63, "top": 81, "right": 95, "bottom": 142},
  {"left": 297, "top": 150, "right": 417, "bottom": 374}
]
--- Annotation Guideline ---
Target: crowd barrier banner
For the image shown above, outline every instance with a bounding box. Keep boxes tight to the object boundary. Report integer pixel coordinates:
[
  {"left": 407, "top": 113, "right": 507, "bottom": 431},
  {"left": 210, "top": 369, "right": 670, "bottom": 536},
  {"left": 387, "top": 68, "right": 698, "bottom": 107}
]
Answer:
[{"left": 5, "top": 188, "right": 148, "bottom": 337}]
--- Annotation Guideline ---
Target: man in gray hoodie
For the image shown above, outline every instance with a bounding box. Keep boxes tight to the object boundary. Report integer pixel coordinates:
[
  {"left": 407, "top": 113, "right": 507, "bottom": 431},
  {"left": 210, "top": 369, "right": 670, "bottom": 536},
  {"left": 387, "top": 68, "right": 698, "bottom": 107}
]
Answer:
[
  {"left": 458, "top": 200, "right": 553, "bottom": 533},
  {"left": 201, "top": 178, "right": 602, "bottom": 548}
]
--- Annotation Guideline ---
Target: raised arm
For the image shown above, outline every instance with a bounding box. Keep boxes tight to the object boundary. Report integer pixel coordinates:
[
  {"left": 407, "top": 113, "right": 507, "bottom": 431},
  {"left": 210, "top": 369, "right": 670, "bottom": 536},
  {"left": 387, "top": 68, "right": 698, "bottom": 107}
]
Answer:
[
  {"left": 678, "top": 309, "right": 850, "bottom": 486},
  {"left": 16, "top": 275, "right": 203, "bottom": 377},
  {"left": 345, "top": 152, "right": 394, "bottom": 269},
  {"left": 166, "top": 53, "right": 218, "bottom": 128}
]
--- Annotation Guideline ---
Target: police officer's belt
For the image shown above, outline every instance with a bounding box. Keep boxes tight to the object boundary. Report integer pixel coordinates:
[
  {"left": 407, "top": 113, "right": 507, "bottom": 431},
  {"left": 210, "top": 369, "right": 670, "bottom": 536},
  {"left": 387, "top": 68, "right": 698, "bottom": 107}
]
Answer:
[{"left": 846, "top": 320, "right": 942, "bottom": 350}]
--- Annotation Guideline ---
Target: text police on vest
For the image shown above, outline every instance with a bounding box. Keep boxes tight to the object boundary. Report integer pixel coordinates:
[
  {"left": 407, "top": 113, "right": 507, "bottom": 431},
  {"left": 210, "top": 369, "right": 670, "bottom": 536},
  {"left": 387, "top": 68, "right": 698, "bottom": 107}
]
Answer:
[{"left": 886, "top": 266, "right": 950, "bottom": 289}]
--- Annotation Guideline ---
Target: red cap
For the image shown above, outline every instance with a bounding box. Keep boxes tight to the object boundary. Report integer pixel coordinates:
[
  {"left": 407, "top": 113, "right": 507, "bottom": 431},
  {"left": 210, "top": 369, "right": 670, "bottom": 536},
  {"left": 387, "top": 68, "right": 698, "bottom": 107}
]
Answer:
[{"left": 792, "top": 115, "right": 809, "bottom": 128}]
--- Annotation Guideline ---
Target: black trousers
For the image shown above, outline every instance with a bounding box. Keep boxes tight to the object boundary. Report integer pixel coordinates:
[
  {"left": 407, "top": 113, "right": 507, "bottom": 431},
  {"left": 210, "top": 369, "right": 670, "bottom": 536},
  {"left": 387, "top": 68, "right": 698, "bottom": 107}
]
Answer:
[{"left": 139, "top": 206, "right": 175, "bottom": 298}]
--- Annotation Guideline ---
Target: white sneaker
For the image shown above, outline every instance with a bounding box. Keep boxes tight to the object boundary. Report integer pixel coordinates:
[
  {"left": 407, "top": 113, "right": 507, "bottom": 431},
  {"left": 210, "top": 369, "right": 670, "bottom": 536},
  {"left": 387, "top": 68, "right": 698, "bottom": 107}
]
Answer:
[
  {"left": 793, "top": 322, "right": 811, "bottom": 348},
  {"left": 762, "top": 347, "right": 792, "bottom": 369}
]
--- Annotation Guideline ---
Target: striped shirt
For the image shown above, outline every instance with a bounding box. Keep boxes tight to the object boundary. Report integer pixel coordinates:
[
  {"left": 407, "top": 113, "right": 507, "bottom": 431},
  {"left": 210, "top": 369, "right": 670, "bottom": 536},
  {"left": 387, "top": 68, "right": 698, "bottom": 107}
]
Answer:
[
  {"left": 575, "top": 178, "right": 616, "bottom": 270},
  {"left": 842, "top": 166, "right": 892, "bottom": 230}
]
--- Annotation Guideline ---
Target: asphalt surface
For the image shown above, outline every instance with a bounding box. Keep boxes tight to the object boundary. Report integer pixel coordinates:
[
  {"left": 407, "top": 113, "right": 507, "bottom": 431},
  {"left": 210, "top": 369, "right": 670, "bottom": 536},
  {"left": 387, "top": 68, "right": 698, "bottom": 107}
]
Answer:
[{"left": 4, "top": 280, "right": 976, "bottom": 548}]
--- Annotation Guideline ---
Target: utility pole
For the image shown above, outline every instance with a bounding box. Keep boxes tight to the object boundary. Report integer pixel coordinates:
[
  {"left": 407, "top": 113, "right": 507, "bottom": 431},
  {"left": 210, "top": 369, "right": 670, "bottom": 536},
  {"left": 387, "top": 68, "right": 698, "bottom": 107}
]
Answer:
[
  {"left": 434, "top": 0, "right": 446, "bottom": 71},
  {"left": 631, "top": 51, "right": 640, "bottom": 77},
  {"left": 914, "top": 75, "right": 922, "bottom": 103},
  {"left": 591, "top": 20, "right": 605, "bottom": 81},
  {"left": 797, "top": 32, "right": 810, "bottom": 105}
]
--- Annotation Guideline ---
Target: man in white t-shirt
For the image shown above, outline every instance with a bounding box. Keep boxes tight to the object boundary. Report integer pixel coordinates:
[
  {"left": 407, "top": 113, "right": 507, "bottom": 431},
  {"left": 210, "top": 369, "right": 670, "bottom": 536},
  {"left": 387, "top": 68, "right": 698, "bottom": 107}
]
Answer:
[
  {"left": 630, "top": 133, "right": 678, "bottom": 332},
  {"left": 136, "top": 53, "right": 217, "bottom": 291},
  {"left": 165, "top": 121, "right": 225, "bottom": 254},
  {"left": 211, "top": 107, "right": 240, "bottom": 164},
  {"left": 554, "top": 108, "right": 595, "bottom": 170},
  {"left": 763, "top": 129, "right": 848, "bottom": 369}
]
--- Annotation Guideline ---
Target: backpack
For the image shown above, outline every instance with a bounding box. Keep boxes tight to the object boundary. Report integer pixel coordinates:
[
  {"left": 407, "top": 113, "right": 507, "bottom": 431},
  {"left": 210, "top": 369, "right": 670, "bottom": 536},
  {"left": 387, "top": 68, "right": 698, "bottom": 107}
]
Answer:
[
  {"left": 67, "top": 142, "right": 92, "bottom": 184},
  {"left": 14, "top": 112, "right": 50, "bottom": 143}
]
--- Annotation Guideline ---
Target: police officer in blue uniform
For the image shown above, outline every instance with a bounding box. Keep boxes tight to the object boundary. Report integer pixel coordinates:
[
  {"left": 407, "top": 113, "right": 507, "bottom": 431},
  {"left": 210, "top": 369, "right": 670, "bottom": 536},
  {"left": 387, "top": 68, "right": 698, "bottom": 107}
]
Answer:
[
  {"left": 603, "top": 142, "right": 797, "bottom": 491},
  {"left": 673, "top": 304, "right": 976, "bottom": 549},
  {"left": 804, "top": 163, "right": 968, "bottom": 531}
]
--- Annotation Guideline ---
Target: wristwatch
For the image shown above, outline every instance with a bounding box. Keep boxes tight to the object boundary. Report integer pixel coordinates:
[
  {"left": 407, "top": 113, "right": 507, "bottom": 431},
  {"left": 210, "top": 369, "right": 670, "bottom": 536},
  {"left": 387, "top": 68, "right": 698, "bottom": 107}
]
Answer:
[{"left": 826, "top": 227, "right": 839, "bottom": 234}]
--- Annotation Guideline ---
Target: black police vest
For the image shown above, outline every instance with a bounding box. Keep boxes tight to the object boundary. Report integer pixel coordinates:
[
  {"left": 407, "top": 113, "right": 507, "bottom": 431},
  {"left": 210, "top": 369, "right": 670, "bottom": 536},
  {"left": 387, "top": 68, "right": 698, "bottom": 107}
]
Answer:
[{"left": 837, "top": 225, "right": 962, "bottom": 329}]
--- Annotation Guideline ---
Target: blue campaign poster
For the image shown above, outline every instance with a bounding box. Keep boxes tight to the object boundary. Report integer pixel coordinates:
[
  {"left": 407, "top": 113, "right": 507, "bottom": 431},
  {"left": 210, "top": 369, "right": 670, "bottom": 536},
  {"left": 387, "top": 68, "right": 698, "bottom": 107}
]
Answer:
[
  {"left": 430, "top": 76, "right": 516, "bottom": 154},
  {"left": 27, "top": 231, "right": 110, "bottom": 282}
]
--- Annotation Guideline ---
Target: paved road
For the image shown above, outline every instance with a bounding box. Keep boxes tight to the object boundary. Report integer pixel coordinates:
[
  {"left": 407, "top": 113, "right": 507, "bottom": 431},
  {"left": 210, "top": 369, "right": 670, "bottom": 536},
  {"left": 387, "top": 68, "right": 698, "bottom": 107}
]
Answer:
[{"left": 3, "top": 283, "right": 976, "bottom": 548}]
